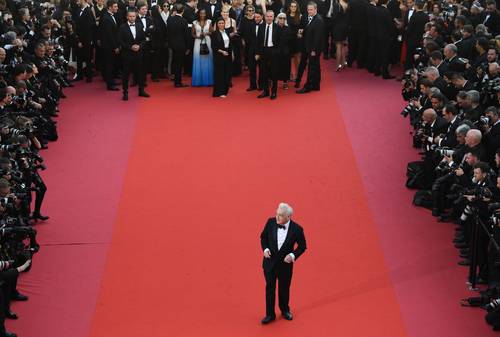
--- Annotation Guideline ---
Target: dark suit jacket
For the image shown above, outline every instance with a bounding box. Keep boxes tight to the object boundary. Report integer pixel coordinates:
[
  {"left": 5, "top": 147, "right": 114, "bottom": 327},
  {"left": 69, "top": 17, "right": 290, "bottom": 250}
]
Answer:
[
  {"left": 202, "top": 1, "right": 222, "bottom": 20},
  {"left": 100, "top": 11, "right": 119, "bottom": 50},
  {"left": 136, "top": 15, "right": 154, "bottom": 41},
  {"left": 482, "top": 11, "right": 500, "bottom": 36},
  {"left": 440, "top": 116, "right": 461, "bottom": 148},
  {"left": 118, "top": 22, "right": 146, "bottom": 58},
  {"left": 405, "top": 10, "right": 428, "bottom": 47},
  {"left": 257, "top": 22, "right": 281, "bottom": 55},
  {"left": 241, "top": 20, "right": 263, "bottom": 53},
  {"left": 75, "top": 6, "right": 96, "bottom": 45},
  {"left": 183, "top": 4, "right": 197, "bottom": 24},
  {"left": 260, "top": 218, "right": 307, "bottom": 272},
  {"left": 375, "top": 5, "right": 397, "bottom": 41},
  {"left": 166, "top": 14, "right": 190, "bottom": 52},
  {"left": 304, "top": 14, "right": 324, "bottom": 54}
]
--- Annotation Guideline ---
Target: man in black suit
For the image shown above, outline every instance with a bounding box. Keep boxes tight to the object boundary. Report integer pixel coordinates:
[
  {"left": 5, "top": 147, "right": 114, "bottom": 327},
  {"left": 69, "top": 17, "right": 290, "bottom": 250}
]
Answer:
[
  {"left": 118, "top": 10, "right": 151, "bottom": 100},
  {"left": 374, "top": 0, "right": 397, "bottom": 79},
  {"left": 167, "top": 3, "right": 191, "bottom": 87},
  {"left": 482, "top": 0, "right": 500, "bottom": 36},
  {"left": 444, "top": 44, "right": 466, "bottom": 73},
  {"left": 483, "top": 106, "right": 500, "bottom": 163},
  {"left": 347, "top": 0, "right": 368, "bottom": 68},
  {"left": 243, "top": 9, "right": 264, "bottom": 91},
  {"left": 202, "top": 0, "right": 222, "bottom": 20},
  {"left": 100, "top": 0, "right": 120, "bottom": 91},
  {"left": 429, "top": 50, "right": 448, "bottom": 77},
  {"left": 260, "top": 203, "right": 307, "bottom": 324},
  {"left": 75, "top": 0, "right": 96, "bottom": 82},
  {"left": 403, "top": 0, "right": 427, "bottom": 70},
  {"left": 256, "top": 10, "right": 281, "bottom": 100},
  {"left": 297, "top": 2, "right": 324, "bottom": 94},
  {"left": 136, "top": 2, "right": 154, "bottom": 85},
  {"left": 433, "top": 104, "right": 461, "bottom": 149},
  {"left": 318, "top": 0, "right": 334, "bottom": 60}
]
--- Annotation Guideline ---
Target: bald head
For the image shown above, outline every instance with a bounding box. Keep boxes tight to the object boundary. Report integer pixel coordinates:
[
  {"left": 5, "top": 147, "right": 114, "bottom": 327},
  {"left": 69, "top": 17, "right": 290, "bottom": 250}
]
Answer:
[
  {"left": 422, "top": 108, "right": 437, "bottom": 123},
  {"left": 465, "top": 129, "right": 482, "bottom": 147}
]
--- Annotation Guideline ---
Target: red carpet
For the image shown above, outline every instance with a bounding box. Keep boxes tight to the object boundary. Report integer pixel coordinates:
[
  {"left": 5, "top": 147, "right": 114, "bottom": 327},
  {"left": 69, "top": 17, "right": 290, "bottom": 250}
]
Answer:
[{"left": 7, "top": 62, "right": 497, "bottom": 337}]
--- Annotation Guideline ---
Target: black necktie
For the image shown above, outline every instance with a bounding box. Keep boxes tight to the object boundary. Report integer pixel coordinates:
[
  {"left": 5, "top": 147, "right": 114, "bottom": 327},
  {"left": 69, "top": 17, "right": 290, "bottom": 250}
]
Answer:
[
  {"left": 264, "top": 25, "right": 269, "bottom": 47},
  {"left": 278, "top": 224, "right": 286, "bottom": 230}
]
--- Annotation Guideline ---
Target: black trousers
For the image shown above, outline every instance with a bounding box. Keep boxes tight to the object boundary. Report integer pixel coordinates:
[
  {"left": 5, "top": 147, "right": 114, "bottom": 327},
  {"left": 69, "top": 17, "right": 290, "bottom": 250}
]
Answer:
[
  {"left": 76, "top": 43, "right": 93, "bottom": 79},
  {"left": 33, "top": 172, "right": 46, "bottom": 216},
  {"left": 172, "top": 49, "right": 185, "bottom": 85},
  {"left": 347, "top": 27, "right": 364, "bottom": 67},
  {"left": 323, "top": 17, "right": 334, "bottom": 57},
  {"left": 247, "top": 49, "right": 263, "bottom": 89},
  {"left": 264, "top": 262, "right": 293, "bottom": 316},
  {"left": 122, "top": 52, "right": 144, "bottom": 93},
  {"left": 151, "top": 46, "right": 167, "bottom": 79},
  {"left": 375, "top": 37, "right": 390, "bottom": 76},
  {"left": 102, "top": 48, "right": 118, "bottom": 88},
  {"left": 305, "top": 53, "right": 321, "bottom": 90},
  {"left": 296, "top": 50, "right": 308, "bottom": 84},
  {"left": 213, "top": 53, "right": 231, "bottom": 97},
  {"left": 262, "top": 47, "right": 279, "bottom": 95}
]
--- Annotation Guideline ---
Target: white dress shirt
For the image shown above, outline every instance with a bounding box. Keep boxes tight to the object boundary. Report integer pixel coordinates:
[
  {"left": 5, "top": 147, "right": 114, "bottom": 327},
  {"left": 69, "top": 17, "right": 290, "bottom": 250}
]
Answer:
[
  {"left": 265, "top": 23, "right": 274, "bottom": 47},
  {"left": 221, "top": 30, "right": 230, "bottom": 48},
  {"left": 129, "top": 22, "right": 136, "bottom": 39}
]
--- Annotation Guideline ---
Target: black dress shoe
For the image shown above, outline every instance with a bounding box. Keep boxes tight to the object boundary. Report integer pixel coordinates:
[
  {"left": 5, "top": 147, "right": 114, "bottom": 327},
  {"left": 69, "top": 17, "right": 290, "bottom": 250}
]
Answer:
[
  {"left": 122, "top": 92, "right": 128, "bottom": 101},
  {"left": 296, "top": 88, "right": 310, "bottom": 94},
  {"left": 270, "top": 93, "right": 277, "bottom": 100},
  {"left": 13, "top": 292, "right": 28, "bottom": 301},
  {"left": 5, "top": 331, "right": 17, "bottom": 337},
  {"left": 257, "top": 92, "right": 269, "bottom": 98},
  {"left": 138, "top": 91, "right": 150, "bottom": 98},
  {"left": 174, "top": 83, "right": 189, "bottom": 88},
  {"left": 282, "top": 311, "right": 293, "bottom": 320},
  {"left": 5, "top": 311, "right": 18, "bottom": 320},
  {"left": 246, "top": 86, "right": 257, "bottom": 91},
  {"left": 33, "top": 213, "right": 49, "bottom": 221},
  {"left": 261, "top": 315, "right": 275, "bottom": 324},
  {"left": 107, "top": 86, "right": 120, "bottom": 91}
]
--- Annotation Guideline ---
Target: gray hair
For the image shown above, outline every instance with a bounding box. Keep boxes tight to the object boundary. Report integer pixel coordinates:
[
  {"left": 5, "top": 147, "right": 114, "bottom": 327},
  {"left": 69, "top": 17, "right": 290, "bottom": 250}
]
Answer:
[
  {"left": 424, "top": 66, "right": 439, "bottom": 78},
  {"left": 467, "top": 129, "right": 483, "bottom": 142},
  {"left": 456, "top": 123, "right": 471, "bottom": 136},
  {"left": 277, "top": 203, "right": 293, "bottom": 217},
  {"left": 466, "top": 90, "right": 480, "bottom": 104},
  {"left": 445, "top": 44, "right": 458, "bottom": 54},
  {"left": 429, "top": 87, "right": 441, "bottom": 95}
]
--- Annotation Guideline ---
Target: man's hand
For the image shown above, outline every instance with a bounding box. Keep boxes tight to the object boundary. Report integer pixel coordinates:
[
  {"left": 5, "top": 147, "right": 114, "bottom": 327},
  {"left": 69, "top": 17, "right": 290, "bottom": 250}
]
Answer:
[
  {"left": 263, "top": 249, "right": 271, "bottom": 258},
  {"left": 78, "top": 42, "right": 83, "bottom": 48},
  {"left": 255, "top": 54, "right": 260, "bottom": 61},
  {"left": 131, "top": 44, "right": 140, "bottom": 51},
  {"left": 284, "top": 254, "right": 293, "bottom": 263},
  {"left": 433, "top": 136, "right": 441, "bottom": 144},
  {"left": 455, "top": 168, "right": 464, "bottom": 176}
]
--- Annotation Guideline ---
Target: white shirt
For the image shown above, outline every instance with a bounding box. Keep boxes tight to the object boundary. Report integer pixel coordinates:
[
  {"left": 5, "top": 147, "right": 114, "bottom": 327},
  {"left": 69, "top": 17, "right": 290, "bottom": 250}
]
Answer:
[
  {"left": 326, "top": 0, "right": 334, "bottom": 18},
  {"left": 211, "top": 4, "right": 216, "bottom": 16},
  {"left": 128, "top": 22, "right": 136, "bottom": 39},
  {"left": 408, "top": 8, "right": 414, "bottom": 21},
  {"left": 265, "top": 23, "right": 273, "bottom": 47},
  {"left": 140, "top": 16, "right": 147, "bottom": 31},
  {"left": 108, "top": 11, "right": 116, "bottom": 25},
  {"left": 221, "top": 30, "right": 230, "bottom": 48},
  {"left": 263, "top": 220, "right": 295, "bottom": 261},
  {"left": 255, "top": 22, "right": 261, "bottom": 36}
]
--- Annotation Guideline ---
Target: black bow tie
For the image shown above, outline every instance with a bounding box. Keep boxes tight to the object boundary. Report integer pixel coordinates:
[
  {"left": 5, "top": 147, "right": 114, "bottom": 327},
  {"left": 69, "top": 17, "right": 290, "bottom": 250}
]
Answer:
[
  {"left": 278, "top": 224, "right": 286, "bottom": 230},
  {"left": 129, "top": 23, "right": 135, "bottom": 26}
]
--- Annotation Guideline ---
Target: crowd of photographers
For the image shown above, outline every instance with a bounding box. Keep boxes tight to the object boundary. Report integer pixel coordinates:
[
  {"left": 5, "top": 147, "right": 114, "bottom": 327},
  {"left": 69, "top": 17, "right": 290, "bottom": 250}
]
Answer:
[
  {"left": 0, "top": 0, "right": 71, "bottom": 336},
  {"left": 396, "top": 0, "right": 500, "bottom": 330}
]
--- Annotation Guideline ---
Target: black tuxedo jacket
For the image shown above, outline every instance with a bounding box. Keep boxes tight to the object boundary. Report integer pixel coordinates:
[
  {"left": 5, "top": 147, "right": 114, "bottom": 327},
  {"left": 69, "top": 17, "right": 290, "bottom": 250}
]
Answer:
[
  {"left": 183, "top": 5, "right": 197, "bottom": 24},
  {"left": 440, "top": 117, "right": 461, "bottom": 148},
  {"left": 404, "top": 10, "right": 428, "bottom": 47},
  {"left": 202, "top": 1, "right": 222, "bottom": 20},
  {"left": 118, "top": 22, "right": 146, "bottom": 57},
  {"left": 167, "top": 14, "right": 190, "bottom": 52},
  {"left": 303, "top": 14, "right": 324, "bottom": 54},
  {"left": 75, "top": 6, "right": 96, "bottom": 45},
  {"left": 100, "top": 11, "right": 119, "bottom": 50},
  {"left": 136, "top": 15, "right": 154, "bottom": 41},
  {"left": 260, "top": 218, "right": 307, "bottom": 272},
  {"left": 243, "top": 20, "right": 263, "bottom": 53},
  {"left": 257, "top": 23, "right": 281, "bottom": 55},
  {"left": 374, "top": 5, "right": 397, "bottom": 41}
]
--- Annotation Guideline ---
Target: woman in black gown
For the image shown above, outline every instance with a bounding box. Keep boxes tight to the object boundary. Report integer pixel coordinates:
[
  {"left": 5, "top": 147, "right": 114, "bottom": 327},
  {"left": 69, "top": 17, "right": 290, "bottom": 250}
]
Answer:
[
  {"left": 276, "top": 13, "right": 292, "bottom": 89},
  {"left": 286, "top": 0, "right": 302, "bottom": 81},
  {"left": 332, "top": 0, "right": 349, "bottom": 71},
  {"left": 212, "top": 17, "right": 233, "bottom": 97}
]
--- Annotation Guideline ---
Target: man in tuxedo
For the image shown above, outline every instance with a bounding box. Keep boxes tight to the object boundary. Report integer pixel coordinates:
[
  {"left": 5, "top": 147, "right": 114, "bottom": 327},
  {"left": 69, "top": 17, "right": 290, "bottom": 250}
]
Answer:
[
  {"left": 256, "top": 10, "right": 281, "bottom": 100},
  {"left": 167, "top": 3, "right": 191, "bottom": 87},
  {"left": 75, "top": 0, "right": 96, "bottom": 82},
  {"left": 297, "top": 2, "right": 324, "bottom": 94},
  {"left": 202, "top": 0, "right": 222, "bottom": 20},
  {"left": 482, "top": 0, "right": 500, "bottom": 36},
  {"left": 136, "top": 2, "right": 154, "bottom": 85},
  {"left": 260, "top": 203, "right": 307, "bottom": 324},
  {"left": 244, "top": 10, "right": 264, "bottom": 91},
  {"left": 100, "top": 0, "right": 120, "bottom": 91},
  {"left": 403, "top": 0, "right": 428, "bottom": 70},
  {"left": 118, "top": 10, "right": 151, "bottom": 100}
]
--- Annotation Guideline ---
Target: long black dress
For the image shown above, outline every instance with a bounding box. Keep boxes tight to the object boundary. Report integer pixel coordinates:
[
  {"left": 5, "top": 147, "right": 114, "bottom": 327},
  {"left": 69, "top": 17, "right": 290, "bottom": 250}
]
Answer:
[
  {"left": 286, "top": 13, "right": 302, "bottom": 55},
  {"left": 212, "top": 29, "right": 232, "bottom": 97},
  {"left": 278, "top": 25, "right": 292, "bottom": 81}
]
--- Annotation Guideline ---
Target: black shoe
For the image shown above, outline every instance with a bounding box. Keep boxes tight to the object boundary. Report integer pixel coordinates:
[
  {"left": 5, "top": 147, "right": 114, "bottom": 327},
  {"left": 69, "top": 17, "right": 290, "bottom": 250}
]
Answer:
[
  {"left": 175, "top": 83, "right": 189, "bottom": 88},
  {"left": 13, "top": 292, "right": 28, "bottom": 301},
  {"left": 296, "top": 88, "right": 311, "bottom": 94},
  {"left": 107, "top": 86, "right": 119, "bottom": 91},
  {"left": 5, "top": 331, "right": 17, "bottom": 337},
  {"left": 458, "top": 259, "right": 470, "bottom": 266},
  {"left": 5, "top": 311, "right": 18, "bottom": 320},
  {"left": 139, "top": 91, "right": 150, "bottom": 98},
  {"left": 33, "top": 213, "right": 49, "bottom": 221},
  {"left": 270, "top": 93, "right": 277, "bottom": 100},
  {"left": 257, "top": 92, "right": 269, "bottom": 98},
  {"left": 122, "top": 92, "right": 128, "bottom": 101},
  {"left": 246, "top": 86, "right": 257, "bottom": 91},
  {"left": 282, "top": 311, "right": 293, "bottom": 320},
  {"left": 261, "top": 315, "right": 275, "bottom": 324}
]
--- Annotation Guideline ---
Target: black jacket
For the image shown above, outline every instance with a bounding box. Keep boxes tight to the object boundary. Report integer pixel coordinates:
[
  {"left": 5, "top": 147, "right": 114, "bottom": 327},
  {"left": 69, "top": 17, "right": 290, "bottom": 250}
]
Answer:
[
  {"left": 166, "top": 14, "right": 190, "bottom": 52},
  {"left": 260, "top": 218, "right": 307, "bottom": 272},
  {"left": 75, "top": 6, "right": 96, "bottom": 45},
  {"left": 405, "top": 10, "right": 428, "bottom": 47},
  {"left": 100, "top": 11, "right": 119, "bottom": 50},
  {"left": 118, "top": 22, "right": 146, "bottom": 57},
  {"left": 303, "top": 14, "right": 324, "bottom": 54},
  {"left": 257, "top": 22, "right": 281, "bottom": 55}
]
